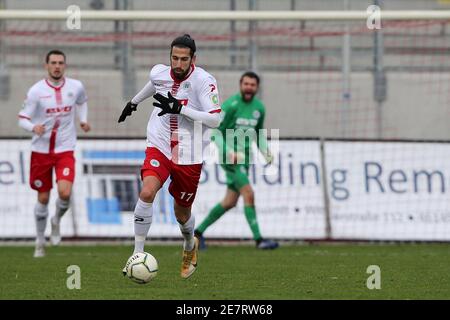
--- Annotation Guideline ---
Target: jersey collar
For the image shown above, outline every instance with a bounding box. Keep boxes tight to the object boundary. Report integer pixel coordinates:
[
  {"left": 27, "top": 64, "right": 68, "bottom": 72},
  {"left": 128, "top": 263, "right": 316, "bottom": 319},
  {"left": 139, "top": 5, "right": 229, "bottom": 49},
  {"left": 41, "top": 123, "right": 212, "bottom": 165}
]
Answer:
[{"left": 45, "top": 77, "right": 66, "bottom": 90}]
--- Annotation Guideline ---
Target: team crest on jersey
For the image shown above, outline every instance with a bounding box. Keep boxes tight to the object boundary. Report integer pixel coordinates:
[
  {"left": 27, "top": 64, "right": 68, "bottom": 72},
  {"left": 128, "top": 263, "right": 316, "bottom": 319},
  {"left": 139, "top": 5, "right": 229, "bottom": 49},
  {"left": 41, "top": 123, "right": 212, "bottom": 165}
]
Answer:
[
  {"left": 210, "top": 93, "right": 219, "bottom": 106},
  {"left": 63, "top": 168, "right": 70, "bottom": 176},
  {"left": 253, "top": 110, "right": 261, "bottom": 119},
  {"left": 34, "top": 180, "right": 43, "bottom": 188},
  {"left": 150, "top": 159, "right": 160, "bottom": 167}
]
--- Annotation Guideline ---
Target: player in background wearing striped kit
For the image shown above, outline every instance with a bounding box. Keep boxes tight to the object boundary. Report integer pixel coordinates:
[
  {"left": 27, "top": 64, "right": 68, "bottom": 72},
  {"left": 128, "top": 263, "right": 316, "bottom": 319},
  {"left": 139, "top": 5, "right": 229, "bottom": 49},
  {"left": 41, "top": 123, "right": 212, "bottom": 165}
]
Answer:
[{"left": 18, "top": 50, "right": 91, "bottom": 257}]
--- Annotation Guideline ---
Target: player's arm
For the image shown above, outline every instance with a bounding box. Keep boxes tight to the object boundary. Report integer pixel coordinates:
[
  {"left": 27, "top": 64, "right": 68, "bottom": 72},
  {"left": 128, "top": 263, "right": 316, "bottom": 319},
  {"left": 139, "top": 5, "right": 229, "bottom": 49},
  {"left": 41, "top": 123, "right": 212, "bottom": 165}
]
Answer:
[
  {"left": 118, "top": 79, "right": 156, "bottom": 123},
  {"left": 187, "top": 77, "right": 222, "bottom": 128},
  {"left": 179, "top": 105, "right": 221, "bottom": 128},
  {"left": 76, "top": 82, "right": 90, "bottom": 132},
  {"left": 255, "top": 107, "right": 273, "bottom": 164},
  {"left": 18, "top": 89, "right": 44, "bottom": 135},
  {"left": 152, "top": 76, "right": 221, "bottom": 128},
  {"left": 131, "top": 80, "right": 156, "bottom": 105},
  {"left": 77, "top": 102, "right": 90, "bottom": 132}
]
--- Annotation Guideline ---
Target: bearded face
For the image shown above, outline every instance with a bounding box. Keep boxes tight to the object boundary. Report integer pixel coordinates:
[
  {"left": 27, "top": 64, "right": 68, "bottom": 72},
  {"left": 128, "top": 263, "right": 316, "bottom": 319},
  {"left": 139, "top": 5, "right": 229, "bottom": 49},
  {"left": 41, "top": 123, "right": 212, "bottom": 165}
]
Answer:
[{"left": 240, "top": 76, "right": 258, "bottom": 102}]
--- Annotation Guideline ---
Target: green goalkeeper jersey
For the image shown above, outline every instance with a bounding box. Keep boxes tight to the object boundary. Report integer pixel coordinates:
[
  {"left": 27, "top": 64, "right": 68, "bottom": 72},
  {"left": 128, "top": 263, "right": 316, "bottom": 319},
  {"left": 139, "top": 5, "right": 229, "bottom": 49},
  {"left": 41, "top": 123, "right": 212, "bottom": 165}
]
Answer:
[{"left": 212, "top": 93, "right": 269, "bottom": 165}]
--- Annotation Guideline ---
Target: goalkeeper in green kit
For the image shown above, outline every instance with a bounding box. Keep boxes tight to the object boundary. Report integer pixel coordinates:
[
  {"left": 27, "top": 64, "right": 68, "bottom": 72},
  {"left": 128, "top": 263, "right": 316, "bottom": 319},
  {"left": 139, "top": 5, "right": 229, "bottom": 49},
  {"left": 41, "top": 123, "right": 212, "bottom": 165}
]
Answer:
[{"left": 194, "top": 71, "right": 279, "bottom": 250}]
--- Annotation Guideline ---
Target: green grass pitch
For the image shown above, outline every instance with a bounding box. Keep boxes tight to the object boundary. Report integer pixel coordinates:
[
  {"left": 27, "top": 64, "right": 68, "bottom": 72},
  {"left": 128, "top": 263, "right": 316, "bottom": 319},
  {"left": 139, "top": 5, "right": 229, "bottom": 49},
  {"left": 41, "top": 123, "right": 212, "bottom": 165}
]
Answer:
[{"left": 0, "top": 243, "right": 449, "bottom": 299}]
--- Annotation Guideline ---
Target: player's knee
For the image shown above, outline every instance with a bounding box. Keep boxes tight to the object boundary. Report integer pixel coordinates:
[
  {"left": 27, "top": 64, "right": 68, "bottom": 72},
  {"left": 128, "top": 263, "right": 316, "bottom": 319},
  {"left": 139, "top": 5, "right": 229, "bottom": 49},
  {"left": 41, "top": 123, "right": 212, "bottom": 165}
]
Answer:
[
  {"left": 222, "top": 204, "right": 235, "bottom": 210},
  {"left": 139, "top": 188, "right": 157, "bottom": 203},
  {"left": 58, "top": 190, "right": 71, "bottom": 201},
  {"left": 221, "top": 200, "right": 237, "bottom": 210},
  {"left": 244, "top": 197, "right": 254, "bottom": 206},
  {"left": 242, "top": 191, "right": 255, "bottom": 205},
  {"left": 38, "top": 194, "right": 50, "bottom": 205}
]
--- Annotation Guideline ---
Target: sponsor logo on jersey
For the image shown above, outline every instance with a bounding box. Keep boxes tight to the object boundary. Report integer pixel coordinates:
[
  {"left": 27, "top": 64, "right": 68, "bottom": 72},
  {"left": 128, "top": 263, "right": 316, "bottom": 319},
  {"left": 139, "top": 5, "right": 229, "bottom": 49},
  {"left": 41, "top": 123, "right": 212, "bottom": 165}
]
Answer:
[
  {"left": 183, "top": 82, "right": 191, "bottom": 89},
  {"left": 209, "top": 84, "right": 216, "bottom": 92},
  {"left": 150, "top": 159, "right": 160, "bottom": 167},
  {"left": 46, "top": 106, "right": 72, "bottom": 114},
  {"left": 253, "top": 110, "right": 261, "bottom": 119},
  {"left": 39, "top": 95, "right": 52, "bottom": 99},
  {"left": 67, "top": 92, "right": 74, "bottom": 98},
  {"left": 34, "top": 180, "right": 43, "bottom": 188},
  {"left": 236, "top": 118, "right": 258, "bottom": 127},
  {"left": 63, "top": 168, "right": 70, "bottom": 176}
]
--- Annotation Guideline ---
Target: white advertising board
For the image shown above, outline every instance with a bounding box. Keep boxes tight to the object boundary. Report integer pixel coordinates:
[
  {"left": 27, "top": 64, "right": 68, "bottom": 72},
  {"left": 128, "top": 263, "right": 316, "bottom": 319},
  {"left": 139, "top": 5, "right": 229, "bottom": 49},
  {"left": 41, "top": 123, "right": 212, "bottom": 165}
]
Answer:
[
  {"left": 326, "top": 141, "right": 450, "bottom": 240},
  {"left": 1, "top": 139, "right": 449, "bottom": 241}
]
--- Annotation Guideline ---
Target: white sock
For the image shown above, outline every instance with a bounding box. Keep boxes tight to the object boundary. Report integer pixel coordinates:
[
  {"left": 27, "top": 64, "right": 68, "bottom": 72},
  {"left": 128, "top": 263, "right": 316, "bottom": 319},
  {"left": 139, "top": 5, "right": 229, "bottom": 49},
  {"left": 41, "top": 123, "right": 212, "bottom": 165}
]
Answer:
[
  {"left": 54, "top": 198, "right": 70, "bottom": 223},
  {"left": 179, "top": 215, "right": 195, "bottom": 251},
  {"left": 133, "top": 199, "right": 153, "bottom": 254},
  {"left": 34, "top": 202, "right": 49, "bottom": 245}
]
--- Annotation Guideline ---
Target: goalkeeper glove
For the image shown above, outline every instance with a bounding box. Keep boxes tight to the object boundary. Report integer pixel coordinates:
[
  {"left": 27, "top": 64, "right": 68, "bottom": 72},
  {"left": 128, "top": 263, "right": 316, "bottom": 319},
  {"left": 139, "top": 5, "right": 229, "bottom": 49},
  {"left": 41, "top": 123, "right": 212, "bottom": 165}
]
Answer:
[
  {"left": 118, "top": 101, "right": 138, "bottom": 123},
  {"left": 153, "top": 91, "right": 182, "bottom": 116}
]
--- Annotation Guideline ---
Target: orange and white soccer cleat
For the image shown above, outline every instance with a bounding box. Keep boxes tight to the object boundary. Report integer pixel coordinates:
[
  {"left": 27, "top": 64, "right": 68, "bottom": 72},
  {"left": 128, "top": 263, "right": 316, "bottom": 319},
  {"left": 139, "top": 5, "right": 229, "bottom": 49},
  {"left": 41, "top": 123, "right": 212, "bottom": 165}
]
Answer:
[{"left": 180, "top": 237, "right": 199, "bottom": 279}]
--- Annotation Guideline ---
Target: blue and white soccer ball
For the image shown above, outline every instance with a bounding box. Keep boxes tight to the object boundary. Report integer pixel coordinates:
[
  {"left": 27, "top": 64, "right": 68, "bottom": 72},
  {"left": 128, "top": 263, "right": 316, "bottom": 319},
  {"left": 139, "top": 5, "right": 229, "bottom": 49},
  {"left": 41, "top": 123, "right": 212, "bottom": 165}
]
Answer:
[{"left": 125, "top": 252, "right": 158, "bottom": 284}]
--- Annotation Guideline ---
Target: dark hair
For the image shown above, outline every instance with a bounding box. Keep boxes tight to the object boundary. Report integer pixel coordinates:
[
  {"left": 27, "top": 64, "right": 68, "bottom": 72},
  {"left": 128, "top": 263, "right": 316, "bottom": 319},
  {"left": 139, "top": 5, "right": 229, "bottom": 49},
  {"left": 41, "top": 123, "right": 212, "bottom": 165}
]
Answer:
[
  {"left": 170, "top": 34, "right": 196, "bottom": 57},
  {"left": 46, "top": 50, "right": 66, "bottom": 63},
  {"left": 240, "top": 71, "right": 260, "bottom": 85}
]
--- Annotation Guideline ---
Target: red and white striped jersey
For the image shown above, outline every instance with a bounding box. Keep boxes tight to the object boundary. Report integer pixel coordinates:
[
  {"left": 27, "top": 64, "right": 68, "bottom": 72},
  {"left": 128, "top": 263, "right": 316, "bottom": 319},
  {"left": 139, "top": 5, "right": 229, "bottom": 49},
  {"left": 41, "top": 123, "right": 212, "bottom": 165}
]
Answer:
[
  {"left": 18, "top": 77, "right": 88, "bottom": 154},
  {"left": 144, "top": 64, "right": 221, "bottom": 165}
]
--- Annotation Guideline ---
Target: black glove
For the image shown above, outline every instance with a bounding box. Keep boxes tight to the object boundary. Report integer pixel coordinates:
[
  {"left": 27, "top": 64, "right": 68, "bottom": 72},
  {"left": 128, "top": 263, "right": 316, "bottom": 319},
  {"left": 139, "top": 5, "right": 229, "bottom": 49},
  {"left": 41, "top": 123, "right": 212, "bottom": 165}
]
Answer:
[
  {"left": 153, "top": 92, "right": 182, "bottom": 116},
  {"left": 118, "top": 101, "right": 138, "bottom": 123}
]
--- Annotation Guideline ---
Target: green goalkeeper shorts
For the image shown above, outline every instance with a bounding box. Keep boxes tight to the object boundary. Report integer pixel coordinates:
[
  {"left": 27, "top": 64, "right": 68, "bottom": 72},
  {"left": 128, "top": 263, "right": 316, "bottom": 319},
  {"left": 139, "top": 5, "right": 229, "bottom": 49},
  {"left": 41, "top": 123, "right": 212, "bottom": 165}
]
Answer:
[{"left": 221, "top": 164, "right": 250, "bottom": 193}]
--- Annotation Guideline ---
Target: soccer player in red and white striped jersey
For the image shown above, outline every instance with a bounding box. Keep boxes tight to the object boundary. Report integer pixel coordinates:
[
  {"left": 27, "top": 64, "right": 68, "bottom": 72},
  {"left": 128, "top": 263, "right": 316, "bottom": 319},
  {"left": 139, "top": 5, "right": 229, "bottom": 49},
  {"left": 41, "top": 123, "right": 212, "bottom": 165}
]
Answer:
[
  {"left": 18, "top": 50, "right": 91, "bottom": 257},
  {"left": 118, "top": 34, "right": 221, "bottom": 278}
]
